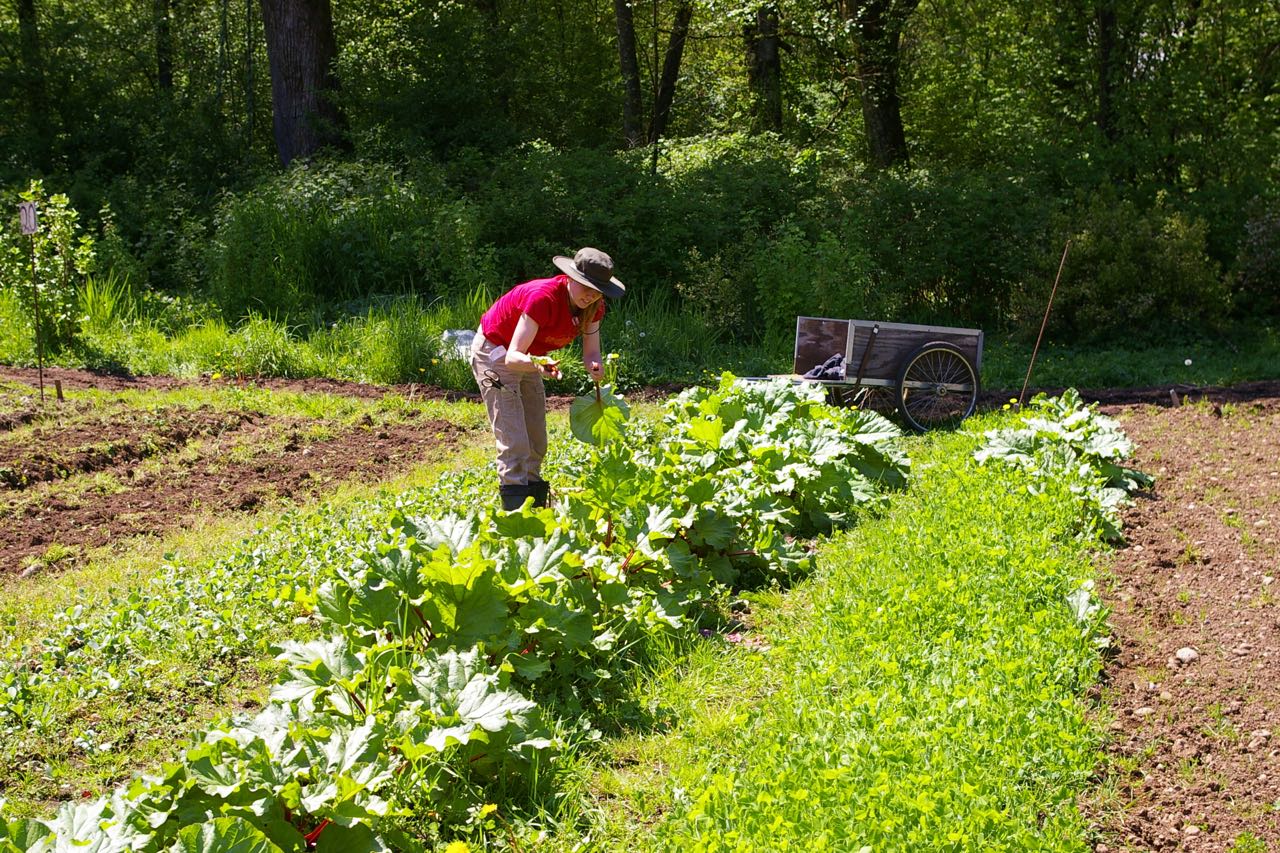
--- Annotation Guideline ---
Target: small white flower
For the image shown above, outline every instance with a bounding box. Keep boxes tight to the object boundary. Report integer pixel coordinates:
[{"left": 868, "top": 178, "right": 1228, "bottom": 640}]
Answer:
[
  {"left": 639, "top": 331, "right": 646, "bottom": 338},
  {"left": 1184, "top": 358, "right": 1193, "bottom": 366}
]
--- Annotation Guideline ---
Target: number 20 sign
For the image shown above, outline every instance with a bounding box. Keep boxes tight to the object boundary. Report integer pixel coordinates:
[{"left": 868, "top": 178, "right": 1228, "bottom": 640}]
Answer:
[{"left": 19, "top": 202, "right": 38, "bottom": 235}]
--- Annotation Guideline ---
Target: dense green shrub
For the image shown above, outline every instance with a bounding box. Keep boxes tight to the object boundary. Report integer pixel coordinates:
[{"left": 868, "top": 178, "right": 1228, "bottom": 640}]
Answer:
[
  {"left": 1234, "top": 199, "right": 1280, "bottom": 317},
  {"left": 470, "top": 134, "right": 818, "bottom": 297},
  {"left": 743, "top": 219, "right": 879, "bottom": 342},
  {"left": 670, "top": 165, "right": 1055, "bottom": 343},
  {"left": 1015, "top": 190, "right": 1227, "bottom": 343},
  {"left": 672, "top": 246, "right": 756, "bottom": 343},
  {"left": 850, "top": 169, "right": 1055, "bottom": 329},
  {"left": 205, "top": 160, "right": 496, "bottom": 321},
  {"left": 97, "top": 171, "right": 224, "bottom": 295}
]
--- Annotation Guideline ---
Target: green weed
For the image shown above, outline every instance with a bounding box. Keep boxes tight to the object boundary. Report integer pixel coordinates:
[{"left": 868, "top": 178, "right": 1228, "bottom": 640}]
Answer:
[{"left": 1230, "top": 832, "right": 1268, "bottom": 853}]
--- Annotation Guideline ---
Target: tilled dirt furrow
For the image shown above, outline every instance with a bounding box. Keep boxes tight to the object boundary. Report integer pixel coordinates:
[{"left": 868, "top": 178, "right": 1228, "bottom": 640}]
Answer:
[
  {"left": 1088, "top": 397, "right": 1280, "bottom": 853},
  {"left": 0, "top": 408, "right": 41, "bottom": 433},
  {"left": 0, "top": 409, "right": 255, "bottom": 490},
  {"left": 2, "top": 418, "right": 469, "bottom": 575}
]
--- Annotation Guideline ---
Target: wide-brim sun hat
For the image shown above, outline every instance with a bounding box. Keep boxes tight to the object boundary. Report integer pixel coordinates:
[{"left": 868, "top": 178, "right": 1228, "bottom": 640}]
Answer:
[{"left": 552, "top": 247, "right": 626, "bottom": 300}]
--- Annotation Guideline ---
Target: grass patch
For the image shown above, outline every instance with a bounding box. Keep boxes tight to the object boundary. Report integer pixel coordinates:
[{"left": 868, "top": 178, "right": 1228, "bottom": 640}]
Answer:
[
  {"left": 526, "top": 410, "right": 1108, "bottom": 851},
  {"left": 8, "top": 272, "right": 1280, "bottom": 396},
  {"left": 983, "top": 324, "right": 1280, "bottom": 390}
]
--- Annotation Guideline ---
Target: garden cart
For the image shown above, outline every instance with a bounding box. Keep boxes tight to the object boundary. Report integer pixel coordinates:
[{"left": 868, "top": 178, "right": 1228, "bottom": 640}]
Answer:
[{"left": 782, "top": 315, "right": 984, "bottom": 432}]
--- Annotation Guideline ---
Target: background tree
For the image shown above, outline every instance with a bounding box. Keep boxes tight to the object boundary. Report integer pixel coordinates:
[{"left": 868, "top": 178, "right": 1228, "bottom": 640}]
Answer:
[
  {"left": 838, "top": 0, "right": 919, "bottom": 168},
  {"left": 650, "top": 0, "right": 692, "bottom": 142},
  {"left": 153, "top": 0, "right": 174, "bottom": 94},
  {"left": 745, "top": 5, "right": 783, "bottom": 132},
  {"left": 616, "top": 0, "right": 695, "bottom": 147},
  {"left": 615, "top": 0, "right": 645, "bottom": 147},
  {"left": 0, "top": 0, "right": 1274, "bottom": 340},
  {"left": 15, "top": 0, "right": 50, "bottom": 170},
  {"left": 259, "top": 0, "right": 346, "bottom": 166}
]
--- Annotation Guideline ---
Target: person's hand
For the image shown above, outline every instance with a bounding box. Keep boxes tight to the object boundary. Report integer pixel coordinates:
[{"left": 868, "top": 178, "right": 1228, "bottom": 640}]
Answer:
[
  {"left": 586, "top": 359, "right": 604, "bottom": 382},
  {"left": 531, "top": 355, "right": 562, "bottom": 379}
]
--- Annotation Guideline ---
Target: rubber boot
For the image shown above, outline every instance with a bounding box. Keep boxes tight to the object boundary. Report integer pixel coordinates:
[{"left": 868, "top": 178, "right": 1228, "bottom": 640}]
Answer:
[
  {"left": 529, "top": 479, "right": 550, "bottom": 508},
  {"left": 499, "top": 483, "right": 534, "bottom": 512}
]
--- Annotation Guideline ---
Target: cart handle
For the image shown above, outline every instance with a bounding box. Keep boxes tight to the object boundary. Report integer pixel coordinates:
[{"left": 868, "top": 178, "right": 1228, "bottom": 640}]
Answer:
[{"left": 852, "top": 323, "right": 879, "bottom": 390}]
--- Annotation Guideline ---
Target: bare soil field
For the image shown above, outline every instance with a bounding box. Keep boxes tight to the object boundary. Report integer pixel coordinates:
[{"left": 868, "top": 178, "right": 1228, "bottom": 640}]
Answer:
[
  {"left": 1089, "top": 386, "right": 1280, "bottom": 852},
  {"left": 0, "top": 367, "right": 476, "bottom": 575}
]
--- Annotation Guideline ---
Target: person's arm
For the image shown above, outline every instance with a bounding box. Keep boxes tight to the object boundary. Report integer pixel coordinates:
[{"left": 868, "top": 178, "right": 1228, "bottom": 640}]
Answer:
[
  {"left": 505, "top": 313, "right": 558, "bottom": 376},
  {"left": 582, "top": 325, "right": 603, "bottom": 383}
]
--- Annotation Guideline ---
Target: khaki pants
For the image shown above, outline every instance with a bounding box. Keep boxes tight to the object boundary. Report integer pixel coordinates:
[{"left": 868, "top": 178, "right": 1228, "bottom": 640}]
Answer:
[{"left": 471, "top": 330, "right": 548, "bottom": 486}]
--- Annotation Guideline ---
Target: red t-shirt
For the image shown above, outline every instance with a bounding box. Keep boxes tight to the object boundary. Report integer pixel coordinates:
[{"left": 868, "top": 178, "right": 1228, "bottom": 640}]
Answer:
[{"left": 480, "top": 275, "right": 606, "bottom": 356}]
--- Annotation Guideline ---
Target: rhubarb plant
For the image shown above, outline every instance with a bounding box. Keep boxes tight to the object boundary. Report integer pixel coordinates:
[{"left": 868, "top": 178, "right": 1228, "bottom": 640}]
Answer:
[{"left": 975, "top": 389, "right": 1153, "bottom": 541}]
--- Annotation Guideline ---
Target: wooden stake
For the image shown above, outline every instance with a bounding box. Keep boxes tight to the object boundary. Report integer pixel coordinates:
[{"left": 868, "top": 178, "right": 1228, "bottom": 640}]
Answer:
[
  {"left": 27, "top": 234, "right": 45, "bottom": 403},
  {"left": 1019, "top": 240, "right": 1071, "bottom": 409}
]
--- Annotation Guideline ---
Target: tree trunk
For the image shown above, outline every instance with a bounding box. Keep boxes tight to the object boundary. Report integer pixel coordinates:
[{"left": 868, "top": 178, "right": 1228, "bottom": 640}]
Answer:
[
  {"left": 259, "top": 0, "right": 347, "bottom": 166},
  {"left": 649, "top": 0, "right": 693, "bottom": 143},
  {"left": 474, "top": 0, "right": 511, "bottom": 117},
  {"left": 17, "top": 0, "right": 51, "bottom": 168},
  {"left": 839, "top": 0, "right": 918, "bottom": 169},
  {"left": 1095, "top": 0, "right": 1120, "bottom": 142},
  {"left": 614, "top": 0, "right": 644, "bottom": 148},
  {"left": 154, "top": 0, "right": 174, "bottom": 94},
  {"left": 744, "top": 5, "right": 782, "bottom": 132}
]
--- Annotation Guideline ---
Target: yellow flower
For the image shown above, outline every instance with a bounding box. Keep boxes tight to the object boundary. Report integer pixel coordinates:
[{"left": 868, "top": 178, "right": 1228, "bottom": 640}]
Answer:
[
  {"left": 432, "top": 358, "right": 439, "bottom": 364},
  {"left": 211, "top": 372, "right": 222, "bottom": 380},
  {"left": 444, "top": 843, "right": 471, "bottom": 853}
]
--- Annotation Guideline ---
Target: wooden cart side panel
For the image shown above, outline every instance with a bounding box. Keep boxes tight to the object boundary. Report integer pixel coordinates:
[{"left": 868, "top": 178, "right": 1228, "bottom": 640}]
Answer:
[
  {"left": 794, "top": 316, "right": 983, "bottom": 381},
  {"left": 793, "top": 317, "right": 851, "bottom": 376},
  {"left": 848, "top": 321, "right": 983, "bottom": 381}
]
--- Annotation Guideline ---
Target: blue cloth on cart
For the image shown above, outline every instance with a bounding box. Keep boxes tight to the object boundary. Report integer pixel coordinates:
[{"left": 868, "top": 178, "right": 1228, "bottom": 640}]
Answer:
[{"left": 803, "top": 353, "right": 845, "bottom": 380}]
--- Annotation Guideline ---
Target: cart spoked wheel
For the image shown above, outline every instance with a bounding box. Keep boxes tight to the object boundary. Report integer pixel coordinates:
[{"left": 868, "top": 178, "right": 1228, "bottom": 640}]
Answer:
[{"left": 895, "top": 341, "right": 979, "bottom": 431}]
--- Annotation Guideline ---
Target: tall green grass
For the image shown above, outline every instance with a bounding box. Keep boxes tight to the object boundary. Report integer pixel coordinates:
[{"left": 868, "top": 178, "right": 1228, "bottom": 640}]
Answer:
[
  {"left": 983, "top": 323, "right": 1280, "bottom": 391},
  {"left": 78, "top": 271, "right": 137, "bottom": 334},
  {"left": 0, "top": 288, "right": 34, "bottom": 364},
  {"left": 67, "top": 291, "right": 497, "bottom": 385},
  {"left": 19, "top": 281, "right": 780, "bottom": 391},
  {"left": 205, "top": 161, "right": 498, "bottom": 320},
  {"left": 11, "top": 270, "right": 1279, "bottom": 395}
]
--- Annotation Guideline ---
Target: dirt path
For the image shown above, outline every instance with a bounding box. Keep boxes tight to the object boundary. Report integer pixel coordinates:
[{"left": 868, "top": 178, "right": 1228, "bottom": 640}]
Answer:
[{"left": 1089, "top": 391, "right": 1280, "bottom": 852}]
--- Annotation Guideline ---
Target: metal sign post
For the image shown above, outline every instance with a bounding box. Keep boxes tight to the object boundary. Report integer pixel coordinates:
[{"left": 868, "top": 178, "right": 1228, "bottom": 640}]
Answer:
[{"left": 18, "top": 201, "right": 45, "bottom": 402}]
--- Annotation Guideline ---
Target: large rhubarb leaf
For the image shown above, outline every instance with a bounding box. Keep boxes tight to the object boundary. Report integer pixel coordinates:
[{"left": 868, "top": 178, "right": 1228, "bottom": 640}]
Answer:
[
  {"left": 169, "top": 817, "right": 285, "bottom": 853},
  {"left": 570, "top": 385, "right": 630, "bottom": 445}
]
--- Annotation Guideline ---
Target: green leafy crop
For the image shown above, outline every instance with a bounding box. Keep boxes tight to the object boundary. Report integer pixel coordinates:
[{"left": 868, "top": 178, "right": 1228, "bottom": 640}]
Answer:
[
  {"left": 975, "top": 388, "right": 1153, "bottom": 541},
  {"left": 0, "top": 375, "right": 909, "bottom": 851}
]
